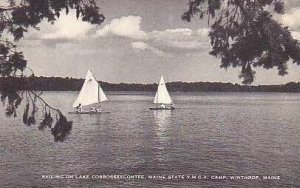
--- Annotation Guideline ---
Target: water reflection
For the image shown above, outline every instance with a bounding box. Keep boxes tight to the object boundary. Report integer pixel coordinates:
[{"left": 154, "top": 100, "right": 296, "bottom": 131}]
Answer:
[
  {"left": 153, "top": 110, "right": 172, "bottom": 163},
  {"left": 153, "top": 110, "right": 172, "bottom": 131}
]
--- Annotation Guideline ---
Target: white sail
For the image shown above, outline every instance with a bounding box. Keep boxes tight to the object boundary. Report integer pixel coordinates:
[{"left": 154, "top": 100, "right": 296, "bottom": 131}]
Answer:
[
  {"left": 99, "top": 84, "right": 108, "bottom": 102},
  {"left": 153, "top": 76, "right": 172, "bottom": 104},
  {"left": 73, "top": 70, "right": 107, "bottom": 107}
]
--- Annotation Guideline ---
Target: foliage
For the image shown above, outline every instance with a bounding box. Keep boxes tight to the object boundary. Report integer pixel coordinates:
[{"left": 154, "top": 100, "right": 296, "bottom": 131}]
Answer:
[
  {"left": 1, "top": 78, "right": 73, "bottom": 141},
  {"left": 0, "top": 0, "right": 104, "bottom": 77},
  {"left": 183, "top": 0, "right": 300, "bottom": 84},
  {"left": 0, "top": 0, "right": 104, "bottom": 141}
]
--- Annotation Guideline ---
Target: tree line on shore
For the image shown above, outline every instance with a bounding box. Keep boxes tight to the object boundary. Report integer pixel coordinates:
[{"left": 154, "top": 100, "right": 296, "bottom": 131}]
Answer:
[{"left": 1, "top": 76, "right": 300, "bottom": 92}]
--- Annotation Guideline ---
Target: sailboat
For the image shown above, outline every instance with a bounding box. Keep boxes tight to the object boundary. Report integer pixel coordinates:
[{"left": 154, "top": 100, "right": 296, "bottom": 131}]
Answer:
[
  {"left": 149, "top": 75, "right": 175, "bottom": 110},
  {"left": 69, "top": 70, "right": 108, "bottom": 114}
]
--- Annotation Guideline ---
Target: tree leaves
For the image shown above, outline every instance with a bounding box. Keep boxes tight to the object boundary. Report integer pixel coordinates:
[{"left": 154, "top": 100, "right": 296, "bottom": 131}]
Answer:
[
  {"left": 239, "top": 63, "right": 255, "bottom": 85},
  {"left": 1, "top": 0, "right": 105, "bottom": 76},
  {"left": 183, "top": 0, "right": 300, "bottom": 84},
  {"left": 10, "top": 52, "right": 27, "bottom": 72},
  {"left": 27, "top": 103, "right": 36, "bottom": 126},
  {"left": 76, "top": 5, "right": 80, "bottom": 19},
  {"left": 207, "top": 0, "right": 221, "bottom": 18},
  {"left": 51, "top": 113, "right": 72, "bottom": 142},
  {"left": 65, "top": 5, "right": 69, "bottom": 15},
  {"left": 0, "top": 0, "right": 101, "bottom": 142},
  {"left": 23, "top": 103, "right": 29, "bottom": 124},
  {"left": 0, "top": 90, "right": 21, "bottom": 117},
  {"left": 1, "top": 85, "right": 72, "bottom": 142},
  {"left": 39, "top": 111, "right": 53, "bottom": 130},
  {"left": 273, "top": 1, "right": 285, "bottom": 14},
  {"left": 0, "top": 49, "right": 27, "bottom": 76}
]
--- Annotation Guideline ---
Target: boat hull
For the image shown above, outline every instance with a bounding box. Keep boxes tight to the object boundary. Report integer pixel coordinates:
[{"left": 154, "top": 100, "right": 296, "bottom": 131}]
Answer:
[
  {"left": 149, "top": 107, "right": 175, "bottom": 110},
  {"left": 68, "top": 111, "right": 110, "bottom": 114}
]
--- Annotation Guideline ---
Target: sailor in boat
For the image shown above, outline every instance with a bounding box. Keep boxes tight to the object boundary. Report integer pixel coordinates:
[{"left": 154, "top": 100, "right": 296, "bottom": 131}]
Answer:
[
  {"left": 90, "top": 107, "right": 96, "bottom": 113},
  {"left": 76, "top": 103, "right": 83, "bottom": 113},
  {"left": 72, "top": 70, "right": 108, "bottom": 114},
  {"left": 160, "top": 103, "right": 166, "bottom": 109},
  {"left": 171, "top": 102, "right": 175, "bottom": 109},
  {"left": 90, "top": 107, "right": 102, "bottom": 113}
]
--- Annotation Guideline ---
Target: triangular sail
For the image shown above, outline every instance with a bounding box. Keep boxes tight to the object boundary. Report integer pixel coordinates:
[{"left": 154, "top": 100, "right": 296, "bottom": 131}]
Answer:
[
  {"left": 73, "top": 70, "right": 107, "bottom": 107},
  {"left": 99, "top": 84, "right": 107, "bottom": 102},
  {"left": 153, "top": 76, "right": 172, "bottom": 104}
]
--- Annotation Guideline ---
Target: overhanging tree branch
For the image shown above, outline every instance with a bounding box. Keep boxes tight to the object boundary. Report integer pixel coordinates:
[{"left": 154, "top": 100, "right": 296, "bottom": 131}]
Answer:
[
  {"left": 0, "top": 0, "right": 105, "bottom": 142},
  {"left": 183, "top": 0, "right": 300, "bottom": 84}
]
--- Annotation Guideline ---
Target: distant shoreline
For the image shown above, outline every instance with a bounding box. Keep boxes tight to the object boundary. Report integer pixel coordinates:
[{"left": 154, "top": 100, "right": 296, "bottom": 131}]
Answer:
[{"left": 1, "top": 76, "right": 300, "bottom": 92}]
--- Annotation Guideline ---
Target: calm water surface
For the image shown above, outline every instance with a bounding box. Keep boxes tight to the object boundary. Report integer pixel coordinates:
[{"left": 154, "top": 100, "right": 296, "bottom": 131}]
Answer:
[{"left": 0, "top": 92, "right": 299, "bottom": 187}]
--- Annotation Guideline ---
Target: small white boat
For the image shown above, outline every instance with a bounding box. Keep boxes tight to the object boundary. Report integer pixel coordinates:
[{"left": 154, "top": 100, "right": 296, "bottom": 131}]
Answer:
[
  {"left": 70, "top": 70, "right": 108, "bottom": 114},
  {"left": 149, "top": 75, "right": 175, "bottom": 110}
]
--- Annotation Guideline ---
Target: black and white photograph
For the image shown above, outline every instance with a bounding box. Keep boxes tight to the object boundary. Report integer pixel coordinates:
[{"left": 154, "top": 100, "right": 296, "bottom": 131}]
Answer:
[{"left": 0, "top": 0, "right": 299, "bottom": 187}]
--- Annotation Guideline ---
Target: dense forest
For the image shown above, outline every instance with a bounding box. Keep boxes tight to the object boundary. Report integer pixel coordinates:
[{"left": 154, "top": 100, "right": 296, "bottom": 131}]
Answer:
[{"left": 1, "top": 76, "right": 300, "bottom": 92}]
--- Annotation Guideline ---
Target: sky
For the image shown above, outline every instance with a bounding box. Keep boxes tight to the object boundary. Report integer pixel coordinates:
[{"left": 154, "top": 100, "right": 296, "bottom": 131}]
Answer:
[{"left": 15, "top": 0, "right": 300, "bottom": 84}]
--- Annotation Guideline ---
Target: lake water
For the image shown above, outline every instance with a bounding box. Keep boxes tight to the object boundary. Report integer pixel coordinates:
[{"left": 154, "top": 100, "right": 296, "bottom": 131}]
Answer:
[{"left": 0, "top": 91, "right": 299, "bottom": 188}]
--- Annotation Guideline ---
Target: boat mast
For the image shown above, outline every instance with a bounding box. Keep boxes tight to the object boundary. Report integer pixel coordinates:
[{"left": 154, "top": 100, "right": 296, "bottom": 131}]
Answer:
[
  {"left": 158, "top": 59, "right": 162, "bottom": 107},
  {"left": 156, "top": 80, "right": 159, "bottom": 108},
  {"left": 98, "top": 81, "right": 101, "bottom": 107}
]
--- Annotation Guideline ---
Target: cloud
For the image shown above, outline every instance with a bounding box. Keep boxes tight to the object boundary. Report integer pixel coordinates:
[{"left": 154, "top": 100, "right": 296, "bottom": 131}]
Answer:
[
  {"left": 150, "top": 28, "right": 193, "bottom": 41},
  {"left": 131, "top": 41, "right": 148, "bottom": 50},
  {"left": 285, "top": 1, "right": 300, "bottom": 12},
  {"left": 149, "top": 28, "right": 209, "bottom": 42},
  {"left": 146, "top": 27, "right": 210, "bottom": 52},
  {"left": 129, "top": 27, "right": 210, "bottom": 56},
  {"left": 41, "top": 11, "right": 94, "bottom": 40},
  {"left": 161, "top": 41, "right": 204, "bottom": 49},
  {"left": 131, "top": 41, "right": 167, "bottom": 56},
  {"left": 95, "top": 15, "right": 210, "bottom": 53},
  {"left": 196, "top": 28, "right": 210, "bottom": 37},
  {"left": 281, "top": 8, "right": 300, "bottom": 29},
  {"left": 291, "top": 31, "right": 300, "bottom": 40},
  {"left": 24, "top": 14, "right": 210, "bottom": 53},
  {"left": 22, "top": 10, "right": 95, "bottom": 46},
  {"left": 96, "top": 16, "right": 147, "bottom": 40}
]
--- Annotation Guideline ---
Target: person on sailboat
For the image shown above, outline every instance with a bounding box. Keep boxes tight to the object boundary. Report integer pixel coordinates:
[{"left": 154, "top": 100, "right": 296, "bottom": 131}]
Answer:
[
  {"left": 160, "top": 103, "right": 165, "bottom": 109},
  {"left": 90, "top": 107, "right": 96, "bottom": 113},
  {"left": 171, "top": 102, "right": 175, "bottom": 109},
  {"left": 76, "top": 103, "right": 82, "bottom": 113},
  {"left": 72, "top": 70, "right": 108, "bottom": 114},
  {"left": 89, "top": 106, "right": 101, "bottom": 113}
]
